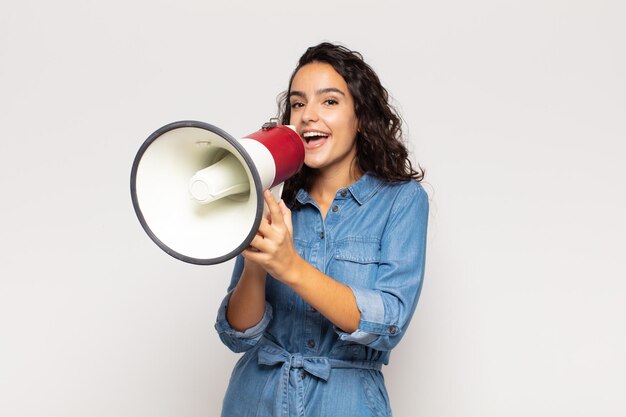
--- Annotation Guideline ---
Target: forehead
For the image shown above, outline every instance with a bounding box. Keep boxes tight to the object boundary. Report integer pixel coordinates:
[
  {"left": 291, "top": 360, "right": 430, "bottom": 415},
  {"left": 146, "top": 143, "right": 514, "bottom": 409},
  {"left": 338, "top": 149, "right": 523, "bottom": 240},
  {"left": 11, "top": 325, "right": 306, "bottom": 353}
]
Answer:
[{"left": 290, "top": 62, "right": 349, "bottom": 93}]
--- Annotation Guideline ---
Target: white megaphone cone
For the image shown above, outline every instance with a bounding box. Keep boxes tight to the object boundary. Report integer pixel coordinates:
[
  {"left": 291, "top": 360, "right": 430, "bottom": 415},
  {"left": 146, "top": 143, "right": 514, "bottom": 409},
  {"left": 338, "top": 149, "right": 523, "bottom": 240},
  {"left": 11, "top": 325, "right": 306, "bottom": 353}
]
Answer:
[{"left": 130, "top": 120, "right": 304, "bottom": 265}]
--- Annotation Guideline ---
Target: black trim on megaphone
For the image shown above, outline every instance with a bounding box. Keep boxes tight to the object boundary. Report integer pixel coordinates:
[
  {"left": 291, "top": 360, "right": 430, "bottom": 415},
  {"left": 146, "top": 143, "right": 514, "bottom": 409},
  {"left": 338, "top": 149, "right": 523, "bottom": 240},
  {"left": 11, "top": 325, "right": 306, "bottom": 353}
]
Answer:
[{"left": 130, "top": 120, "right": 264, "bottom": 265}]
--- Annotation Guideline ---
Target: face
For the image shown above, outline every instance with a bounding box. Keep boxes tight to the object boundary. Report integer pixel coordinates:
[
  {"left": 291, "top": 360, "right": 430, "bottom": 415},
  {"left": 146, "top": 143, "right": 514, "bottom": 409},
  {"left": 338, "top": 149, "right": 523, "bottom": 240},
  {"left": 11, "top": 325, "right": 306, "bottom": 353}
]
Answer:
[{"left": 288, "top": 62, "right": 359, "bottom": 175}]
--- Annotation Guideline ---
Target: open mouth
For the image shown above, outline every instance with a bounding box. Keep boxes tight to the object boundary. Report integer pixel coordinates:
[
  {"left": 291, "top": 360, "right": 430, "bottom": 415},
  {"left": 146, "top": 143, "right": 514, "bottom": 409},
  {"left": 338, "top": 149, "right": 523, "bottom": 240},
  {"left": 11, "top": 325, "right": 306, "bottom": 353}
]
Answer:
[{"left": 302, "top": 131, "right": 330, "bottom": 145}]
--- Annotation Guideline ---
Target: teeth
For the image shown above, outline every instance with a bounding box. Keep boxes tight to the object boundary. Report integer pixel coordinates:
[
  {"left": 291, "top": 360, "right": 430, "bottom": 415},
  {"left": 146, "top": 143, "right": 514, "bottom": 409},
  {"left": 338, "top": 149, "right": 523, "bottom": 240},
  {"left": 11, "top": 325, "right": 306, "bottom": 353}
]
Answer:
[{"left": 302, "top": 131, "right": 328, "bottom": 138}]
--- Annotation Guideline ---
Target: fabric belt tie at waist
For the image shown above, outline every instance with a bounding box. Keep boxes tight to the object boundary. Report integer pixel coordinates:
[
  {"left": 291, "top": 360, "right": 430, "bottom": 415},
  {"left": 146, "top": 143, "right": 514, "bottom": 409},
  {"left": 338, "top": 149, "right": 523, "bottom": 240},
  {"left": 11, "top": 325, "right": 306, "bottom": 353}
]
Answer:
[
  {"left": 257, "top": 342, "right": 382, "bottom": 382},
  {"left": 257, "top": 342, "right": 383, "bottom": 417}
]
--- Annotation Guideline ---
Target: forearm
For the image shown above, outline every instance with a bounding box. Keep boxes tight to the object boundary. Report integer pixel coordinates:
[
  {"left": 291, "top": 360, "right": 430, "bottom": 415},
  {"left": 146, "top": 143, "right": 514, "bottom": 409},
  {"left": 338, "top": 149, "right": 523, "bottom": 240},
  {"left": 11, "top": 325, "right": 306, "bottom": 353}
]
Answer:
[
  {"left": 241, "top": 191, "right": 360, "bottom": 333},
  {"left": 226, "top": 261, "right": 267, "bottom": 332},
  {"left": 286, "top": 257, "right": 361, "bottom": 333}
]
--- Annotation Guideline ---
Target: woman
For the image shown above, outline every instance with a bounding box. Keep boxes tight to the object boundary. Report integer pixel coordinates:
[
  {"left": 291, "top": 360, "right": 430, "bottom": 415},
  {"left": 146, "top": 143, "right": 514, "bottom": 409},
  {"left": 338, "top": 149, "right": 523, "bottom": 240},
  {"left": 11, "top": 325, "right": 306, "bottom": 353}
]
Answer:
[{"left": 215, "top": 42, "right": 428, "bottom": 417}]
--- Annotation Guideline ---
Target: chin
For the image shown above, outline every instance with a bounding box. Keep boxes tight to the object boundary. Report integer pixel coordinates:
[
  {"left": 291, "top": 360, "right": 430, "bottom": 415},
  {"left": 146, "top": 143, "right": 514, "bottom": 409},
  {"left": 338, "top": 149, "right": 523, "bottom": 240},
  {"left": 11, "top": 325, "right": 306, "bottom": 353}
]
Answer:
[{"left": 304, "top": 154, "right": 325, "bottom": 168}]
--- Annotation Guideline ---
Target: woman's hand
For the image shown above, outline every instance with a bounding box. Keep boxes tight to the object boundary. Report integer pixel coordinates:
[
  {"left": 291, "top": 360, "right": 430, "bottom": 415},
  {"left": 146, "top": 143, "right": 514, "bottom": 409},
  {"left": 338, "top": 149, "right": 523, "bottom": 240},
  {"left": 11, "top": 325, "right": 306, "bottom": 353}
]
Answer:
[
  {"left": 243, "top": 190, "right": 360, "bottom": 332},
  {"left": 242, "top": 190, "right": 302, "bottom": 284}
]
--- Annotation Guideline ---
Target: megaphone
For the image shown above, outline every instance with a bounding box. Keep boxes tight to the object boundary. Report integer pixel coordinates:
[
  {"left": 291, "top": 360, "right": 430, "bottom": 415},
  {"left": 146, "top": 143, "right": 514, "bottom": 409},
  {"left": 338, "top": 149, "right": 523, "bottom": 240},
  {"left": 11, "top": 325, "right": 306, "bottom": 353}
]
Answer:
[{"left": 130, "top": 120, "right": 304, "bottom": 265}]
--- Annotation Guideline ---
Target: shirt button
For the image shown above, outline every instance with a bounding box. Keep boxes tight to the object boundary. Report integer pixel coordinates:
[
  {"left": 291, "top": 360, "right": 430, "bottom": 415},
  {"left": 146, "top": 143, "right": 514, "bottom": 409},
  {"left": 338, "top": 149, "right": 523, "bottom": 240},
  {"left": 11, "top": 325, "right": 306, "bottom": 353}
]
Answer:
[
  {"left": 340, "top": 189, "right": 348, "bottom": 197},
  {"left": 307, "top": 339, "right": 316, "bottom": 348},
  {"left": 319, "top": 231, "right": 325, "bottom": 239},
  {"left": 331, "top": 205, "right": 339, "bottom": 213},
  {"left": 389, "top": 326, "right": 398, "bottom": 334}
]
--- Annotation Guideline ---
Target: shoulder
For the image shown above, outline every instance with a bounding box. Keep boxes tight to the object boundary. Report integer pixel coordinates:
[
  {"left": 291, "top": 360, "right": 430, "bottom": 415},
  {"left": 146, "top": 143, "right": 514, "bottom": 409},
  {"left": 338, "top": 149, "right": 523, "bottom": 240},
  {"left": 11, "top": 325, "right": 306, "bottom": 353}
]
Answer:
[
  {"left": 374, "top": 181, "right": 429, "bottom": 236},
  {"left": 355, "top": 173, "right": 425, "bottom": 200},
  {"left": 376, "top": 178, "right": 428, "bottom": 206}
]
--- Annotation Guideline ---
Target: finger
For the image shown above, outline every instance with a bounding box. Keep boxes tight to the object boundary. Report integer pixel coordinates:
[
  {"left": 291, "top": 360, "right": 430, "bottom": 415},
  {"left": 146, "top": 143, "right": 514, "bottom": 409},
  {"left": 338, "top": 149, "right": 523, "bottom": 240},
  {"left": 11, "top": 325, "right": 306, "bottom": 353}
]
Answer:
[
  {"left": 256, "top": 216, "right": 271, "bottom": 238},
  {"left": 242, "top": 247, "right": 264, "bottom": 263},
  {"left": 245, "top": 234, "right": 269, "bottom": 254},
  {"left": 278, "top": 199, "right": 293, "bottom": 234},
  {"left": 263, "top": 190, "right": 285, "bottom": 227},
  {"left": 257, "top": 213, "right": 282, "bottom": 242}
]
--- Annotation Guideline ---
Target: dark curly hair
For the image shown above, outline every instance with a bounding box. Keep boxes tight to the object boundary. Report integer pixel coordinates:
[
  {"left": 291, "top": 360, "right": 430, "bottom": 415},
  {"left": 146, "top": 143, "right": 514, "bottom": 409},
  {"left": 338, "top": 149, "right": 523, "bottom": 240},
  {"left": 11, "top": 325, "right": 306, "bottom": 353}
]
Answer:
[{"left": 278, "top": 42, "right": 424, "bottom": 208}]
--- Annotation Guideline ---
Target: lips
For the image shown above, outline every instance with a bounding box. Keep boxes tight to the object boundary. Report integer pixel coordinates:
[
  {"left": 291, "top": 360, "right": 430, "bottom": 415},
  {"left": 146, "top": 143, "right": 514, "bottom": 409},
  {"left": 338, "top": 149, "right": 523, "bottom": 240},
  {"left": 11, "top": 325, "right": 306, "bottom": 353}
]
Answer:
[{"left": 301, "top": 130, "right": 330, "bottom": 149}]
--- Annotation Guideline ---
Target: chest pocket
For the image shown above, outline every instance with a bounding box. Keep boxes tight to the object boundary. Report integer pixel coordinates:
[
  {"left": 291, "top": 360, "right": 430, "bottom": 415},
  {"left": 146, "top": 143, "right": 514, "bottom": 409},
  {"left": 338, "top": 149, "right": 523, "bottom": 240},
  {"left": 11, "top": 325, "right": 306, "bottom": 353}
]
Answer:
[{"left": 330, "top": 237, "right": 381, "bottom": 287}]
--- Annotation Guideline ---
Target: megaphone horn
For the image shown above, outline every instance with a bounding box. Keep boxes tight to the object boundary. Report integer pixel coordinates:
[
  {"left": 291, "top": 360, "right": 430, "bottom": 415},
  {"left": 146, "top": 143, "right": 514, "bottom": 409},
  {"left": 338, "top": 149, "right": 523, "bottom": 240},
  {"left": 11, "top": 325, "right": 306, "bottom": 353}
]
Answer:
[{"left": 130, "top": 120, "right": 304, "bottom": 265}]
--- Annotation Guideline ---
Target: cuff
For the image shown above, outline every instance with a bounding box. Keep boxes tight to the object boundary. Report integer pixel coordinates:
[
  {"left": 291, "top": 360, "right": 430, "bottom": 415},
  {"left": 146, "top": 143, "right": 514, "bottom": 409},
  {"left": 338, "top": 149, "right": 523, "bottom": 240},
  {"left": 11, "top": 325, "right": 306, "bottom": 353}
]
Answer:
[
  {"left": 335, "top": 286, "right": 400, "bottom": 344},
  {"left": 215, "top": 291, "right": 273, "bottom": 342}
]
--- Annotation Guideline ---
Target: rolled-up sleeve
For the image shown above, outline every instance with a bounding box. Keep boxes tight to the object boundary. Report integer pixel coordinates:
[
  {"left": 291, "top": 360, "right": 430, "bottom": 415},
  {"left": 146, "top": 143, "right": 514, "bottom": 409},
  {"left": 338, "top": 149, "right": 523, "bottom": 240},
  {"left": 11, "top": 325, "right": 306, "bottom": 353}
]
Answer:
[
  {"left": 214, "top": 256, "right": 273, "bottom": 353},
  {"left": 335, "top": 183, "right": 429, "bottom": 351}
]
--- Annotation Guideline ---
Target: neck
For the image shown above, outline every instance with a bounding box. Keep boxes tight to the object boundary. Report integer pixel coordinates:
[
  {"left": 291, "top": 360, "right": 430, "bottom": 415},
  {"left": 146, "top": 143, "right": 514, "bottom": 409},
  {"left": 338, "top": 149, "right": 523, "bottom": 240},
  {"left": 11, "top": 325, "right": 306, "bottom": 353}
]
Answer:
[{"left": 309, "top": 159, "right": 363, "bottom": 203}]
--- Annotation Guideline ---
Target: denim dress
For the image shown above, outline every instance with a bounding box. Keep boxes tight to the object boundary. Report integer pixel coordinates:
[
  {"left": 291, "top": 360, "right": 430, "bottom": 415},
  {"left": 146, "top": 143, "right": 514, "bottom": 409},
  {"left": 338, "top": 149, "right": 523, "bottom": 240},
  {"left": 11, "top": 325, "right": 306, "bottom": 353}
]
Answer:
[{"left": 215, "top": 173, "right": 429, "bottom": 417}]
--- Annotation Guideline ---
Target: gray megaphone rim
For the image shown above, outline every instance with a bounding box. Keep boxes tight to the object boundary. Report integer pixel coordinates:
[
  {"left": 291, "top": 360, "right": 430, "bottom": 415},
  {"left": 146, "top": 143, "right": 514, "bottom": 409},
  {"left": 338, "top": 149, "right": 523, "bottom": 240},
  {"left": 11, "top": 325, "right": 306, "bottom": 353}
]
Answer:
[{"left": 130, "top": 120, "right": 263, "bottom": 265}]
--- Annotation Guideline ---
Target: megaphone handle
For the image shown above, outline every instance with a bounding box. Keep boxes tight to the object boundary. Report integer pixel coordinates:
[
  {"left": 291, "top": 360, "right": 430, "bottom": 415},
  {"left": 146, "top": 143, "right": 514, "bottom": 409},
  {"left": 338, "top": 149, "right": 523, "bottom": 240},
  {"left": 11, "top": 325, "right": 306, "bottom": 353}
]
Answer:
[
  {"left": 270, "top": 182, "right": 284, "bottom": 202},
  {"left": 264, "top": 183, "right": 285, "bottom": 214}
]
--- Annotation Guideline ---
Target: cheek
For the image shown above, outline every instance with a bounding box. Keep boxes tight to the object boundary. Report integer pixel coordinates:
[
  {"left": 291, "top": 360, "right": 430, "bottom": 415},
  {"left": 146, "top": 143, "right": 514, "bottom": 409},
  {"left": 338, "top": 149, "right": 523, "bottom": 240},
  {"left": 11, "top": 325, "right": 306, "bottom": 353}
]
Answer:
[
  {"left": 323, "top": 112, "right": 345, "bottom": 132},
  {"left": 328, "top": 109, "right": 358, "bottom": 135},
  {"left": 334, "top": 118, "right": 359, "bottom": 143}
]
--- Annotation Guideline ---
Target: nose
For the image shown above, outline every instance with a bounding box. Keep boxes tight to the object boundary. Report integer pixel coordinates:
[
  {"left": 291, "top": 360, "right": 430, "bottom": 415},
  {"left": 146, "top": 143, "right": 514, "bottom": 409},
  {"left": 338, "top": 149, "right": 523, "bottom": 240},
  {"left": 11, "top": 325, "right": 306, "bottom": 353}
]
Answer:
[{"left": 301, "top": 103, "right": 318, "bottom": 124}]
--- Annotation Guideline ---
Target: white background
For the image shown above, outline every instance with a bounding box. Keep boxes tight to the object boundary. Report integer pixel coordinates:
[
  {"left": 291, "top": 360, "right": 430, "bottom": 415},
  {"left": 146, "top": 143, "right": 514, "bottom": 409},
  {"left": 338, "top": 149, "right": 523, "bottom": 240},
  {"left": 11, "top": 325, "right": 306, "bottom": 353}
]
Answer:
[{"left": 1, "top": 1, "right": 625, "bottom": 416}]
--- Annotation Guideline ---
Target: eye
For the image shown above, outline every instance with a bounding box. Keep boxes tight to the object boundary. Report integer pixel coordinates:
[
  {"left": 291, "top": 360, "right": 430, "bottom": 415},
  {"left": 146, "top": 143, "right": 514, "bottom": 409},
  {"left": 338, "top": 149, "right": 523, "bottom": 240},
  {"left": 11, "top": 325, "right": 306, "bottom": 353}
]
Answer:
[
  {"left": 323, "top": 98, "right": 338, "bottom": 106},
  {"left": 290, "top": 102, "right": 304, "bottom": 109}
]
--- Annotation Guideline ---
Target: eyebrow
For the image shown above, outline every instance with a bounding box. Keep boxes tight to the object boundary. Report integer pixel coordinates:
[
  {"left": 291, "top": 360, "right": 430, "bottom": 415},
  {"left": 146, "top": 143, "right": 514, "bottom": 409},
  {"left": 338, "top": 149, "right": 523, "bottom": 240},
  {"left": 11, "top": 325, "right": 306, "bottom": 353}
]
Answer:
[{"left": 289, "top": 87, "right": 346, "bottom": 99}]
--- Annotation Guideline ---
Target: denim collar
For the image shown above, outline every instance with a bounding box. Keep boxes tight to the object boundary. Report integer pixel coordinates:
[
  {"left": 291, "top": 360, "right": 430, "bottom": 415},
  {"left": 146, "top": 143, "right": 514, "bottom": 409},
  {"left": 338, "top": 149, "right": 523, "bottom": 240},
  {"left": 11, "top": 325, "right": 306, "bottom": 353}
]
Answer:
[{"left": 295, "top": 172, "right": 384, "bottom": 206}]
